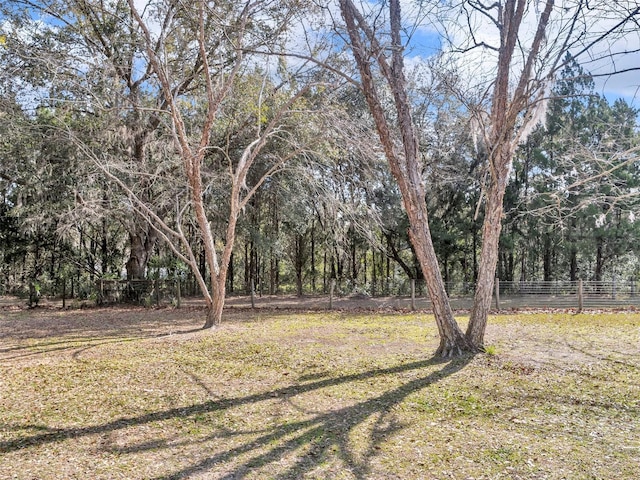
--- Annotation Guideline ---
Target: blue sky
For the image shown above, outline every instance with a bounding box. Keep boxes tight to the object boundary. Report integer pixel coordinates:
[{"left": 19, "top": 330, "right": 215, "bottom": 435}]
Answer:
[{"left": 402, "top": 2, "right": 640, "bottom": 112}]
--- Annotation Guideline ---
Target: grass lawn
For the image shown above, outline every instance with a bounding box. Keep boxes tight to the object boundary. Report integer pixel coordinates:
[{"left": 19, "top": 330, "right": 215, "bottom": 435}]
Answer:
[{"left": 1, "top": 306, "right": 639, "bottom": 479}]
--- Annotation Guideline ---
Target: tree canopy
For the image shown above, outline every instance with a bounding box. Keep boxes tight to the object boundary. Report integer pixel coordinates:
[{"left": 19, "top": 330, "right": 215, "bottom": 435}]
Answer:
[{"left": 1, "top": 0, "right": 639, "bottom": 354}]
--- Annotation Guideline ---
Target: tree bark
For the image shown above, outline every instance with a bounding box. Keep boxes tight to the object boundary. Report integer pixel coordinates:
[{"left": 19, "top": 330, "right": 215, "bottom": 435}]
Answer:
[
  {"left": 311, "top": 222, "right": 316, "bottom": 293},
  {"left": 466, "top": 188, "right": 503, "bottom": 348},
  {"left": 295, "top": 234, "right": 304, "bottom": 297},
  {"left": 543, "top": 235, "right": 553, "bottom": 282},
  {"left": 339, "top": 0, "right": 473, "bottom": 356},
  {"left": 408, "top": 214, "right": 472, "bottom": 356},
  {"left": 466, "top": 0, "right": 555, "bottom": 349},
  {"left": 203, "top": 278, "right": 226, "bottom": 328},
  {"left": 125, "top": 227, "right": 157, "bottom": 280},
  {"left": 595, "top": 239, "right": 605, "bottom": 282},
  {"left": 228, "top": 252, "right": 234, "bottom": 293},
  {"left": 467, "top": 148, "right": 511, "bottom": 348}
]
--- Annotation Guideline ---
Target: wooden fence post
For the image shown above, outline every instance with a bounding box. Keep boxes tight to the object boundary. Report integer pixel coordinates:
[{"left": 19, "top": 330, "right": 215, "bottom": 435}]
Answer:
[
  {"left": 329, "top": 278, "right": 336, "bottom": 310},
  {"left": 154, "top": 279, "right": 160, "bottom": 306},
  {"left": 410, "top": 278, "right": 416, "bottom": 311},
  {"left": 578, "top": 279, "right": 583, "bottom": 313},
  {"left": 494, "top": 277, "right": 500, "bottom": 311}
]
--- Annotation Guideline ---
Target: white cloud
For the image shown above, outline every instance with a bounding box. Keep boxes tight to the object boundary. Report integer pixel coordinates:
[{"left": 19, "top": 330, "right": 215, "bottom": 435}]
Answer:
[{"left": 406, "top": 1, "right": 640, "bottom": 108}]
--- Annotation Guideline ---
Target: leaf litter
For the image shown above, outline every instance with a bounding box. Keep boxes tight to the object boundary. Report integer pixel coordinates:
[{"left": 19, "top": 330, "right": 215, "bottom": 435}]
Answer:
[{"left": 0, "top": 306, "right": 638, "bottom": 479}]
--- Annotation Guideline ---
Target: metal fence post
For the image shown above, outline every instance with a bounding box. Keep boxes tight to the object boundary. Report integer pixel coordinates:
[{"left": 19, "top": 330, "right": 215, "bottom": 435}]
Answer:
[{"left": 612, "top": 277, "right": 616, "bottom": 300}]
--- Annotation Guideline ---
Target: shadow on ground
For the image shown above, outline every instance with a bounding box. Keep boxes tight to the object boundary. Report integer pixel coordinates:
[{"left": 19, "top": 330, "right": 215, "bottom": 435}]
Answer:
[
  {"left": 0, "top": 354, "right": 473, "bottom": 479},
  {"left": 0, "top": 306, "right": 205, "bottom": 363}
]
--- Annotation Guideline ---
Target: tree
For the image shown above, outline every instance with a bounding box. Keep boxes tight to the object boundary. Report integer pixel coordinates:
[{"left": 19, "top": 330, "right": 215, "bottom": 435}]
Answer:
[
  {"left": 1, "top": 0, "right": 182, "bottom": 286},
  {"left": 437, "top": 0, "right": 640, "bottom": 347},
  {"left": 516, "top": 62, "right": 640, "bottom": 282},
  {"left": 338, "top": 0, "right": 472, "bottom": 356},
  {"left": 337, "top": 0, "right": 639, "bottom": 354},
  {"left": 112, "top": 0, "right": 324, "bottom": 327}
]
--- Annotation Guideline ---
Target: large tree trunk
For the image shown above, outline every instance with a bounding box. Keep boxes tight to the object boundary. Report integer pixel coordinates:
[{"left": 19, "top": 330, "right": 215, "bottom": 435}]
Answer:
[
  {"left": 125, "top": 227, "right": 157, "bottom": 280},
  {"left": 125, "top": 225, "right": 158, "bottom": 303},
  {"left": 339, "top": 0, "right": 473, "bottom": 357},
  {"left": 408, "top": 215, "right": 472, "bottom": 356},
  {"left": 466, "top": 0, "right": 554, "bottom": 348},
  {"left": 467, "top": 147, "right": 511, "bottom": 348},
  {"left": 203, "top": 278, "right": 226, "bottom": 328}
]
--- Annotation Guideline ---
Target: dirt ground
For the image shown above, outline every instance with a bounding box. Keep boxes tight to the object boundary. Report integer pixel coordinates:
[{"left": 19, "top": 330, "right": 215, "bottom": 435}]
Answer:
[
  {"left": 1, "top": 304, "right": 639, "bottom": 480},
  {"left": 4, "top": 289, "right": 638, "bottom": 321},
  {"left": 0, "top": 293, "right": 446, "bottom": 311},
  {"left": 2, "top": 294, "right": 638, "bottom": 369}
]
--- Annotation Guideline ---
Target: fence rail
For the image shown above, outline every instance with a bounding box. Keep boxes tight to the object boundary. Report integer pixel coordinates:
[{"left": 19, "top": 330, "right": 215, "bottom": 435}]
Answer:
[
  {"left": 94, "top": 279, "right": 182, "bottom": 307},
  {"left": 16, "top": 278, "right": 639, "bottom": 311},
  {"left": 445, "top": 279, "right": 639, "bottom": 311}
]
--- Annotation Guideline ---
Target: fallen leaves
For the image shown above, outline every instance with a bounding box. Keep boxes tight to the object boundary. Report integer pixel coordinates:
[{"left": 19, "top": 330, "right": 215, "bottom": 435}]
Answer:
[{"left": 0, "top": 309, "right": 639, "bottom": 479}]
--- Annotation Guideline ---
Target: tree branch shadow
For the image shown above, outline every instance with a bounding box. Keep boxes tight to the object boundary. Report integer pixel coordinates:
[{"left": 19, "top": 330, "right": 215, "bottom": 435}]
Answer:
[
  {"left": 1, "top": 355, "right": 473, "bottom": 478},
  {"left": 565, "top": 341, "right": 640, "bottom": 370},
  {"left": 0, "top": 327, "right": 203, "bottom": 363},
  {"left": 153, "top": 356, "right": 471, "bottom": 480}
]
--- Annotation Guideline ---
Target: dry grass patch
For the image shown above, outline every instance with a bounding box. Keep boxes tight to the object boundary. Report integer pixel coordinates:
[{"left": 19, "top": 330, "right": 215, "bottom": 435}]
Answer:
[{"left": 1, "top": 307, "right": 639, "bottom": 479}]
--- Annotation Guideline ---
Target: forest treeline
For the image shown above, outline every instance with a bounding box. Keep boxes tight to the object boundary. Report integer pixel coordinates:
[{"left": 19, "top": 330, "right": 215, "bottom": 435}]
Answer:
[{"left": 1, "top": 2, "right": 638, "bottom": 327}]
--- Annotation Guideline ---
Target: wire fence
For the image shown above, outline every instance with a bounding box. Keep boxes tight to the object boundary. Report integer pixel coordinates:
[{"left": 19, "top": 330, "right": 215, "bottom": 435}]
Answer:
[
  {"left": 27, "top": 278, "right": 638, "bottom": 311},
  {"left": 482, "top": 279, "right": 639, "bottom": 310}
]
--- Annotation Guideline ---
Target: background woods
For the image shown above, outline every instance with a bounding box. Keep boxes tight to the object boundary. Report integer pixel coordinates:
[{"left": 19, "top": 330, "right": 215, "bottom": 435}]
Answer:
[{"left": 1, "top": 1, "right": 639, "bottom": 350}]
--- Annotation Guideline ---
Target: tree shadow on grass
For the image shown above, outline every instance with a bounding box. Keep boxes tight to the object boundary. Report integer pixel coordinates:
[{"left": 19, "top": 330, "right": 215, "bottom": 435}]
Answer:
[
  {"left": 0, "top": 354, "right": 473, "bottom": 479},
  {"left": 0, "top": 306, "right": 203, "bottom": 341},
  {"left": 0, "top": 328, "right": 202, "bottom": 364},
  {"left": 565, "top": 341, "right": 640, "bottom": 370},
  {"left": 0, "top": 326, "right": 203, "bottom": 363}
]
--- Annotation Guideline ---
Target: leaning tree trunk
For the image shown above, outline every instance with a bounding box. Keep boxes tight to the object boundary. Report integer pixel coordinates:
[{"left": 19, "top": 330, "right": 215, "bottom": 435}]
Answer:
[
  {"left": 467, "top": 148, "right": 511, "bottom": 348},
  {"left": 339, "top": 0, "right": 474, "bottom": 357},
  {"left": 408, "top": 214, "right": 473, "bottom": 356}
]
